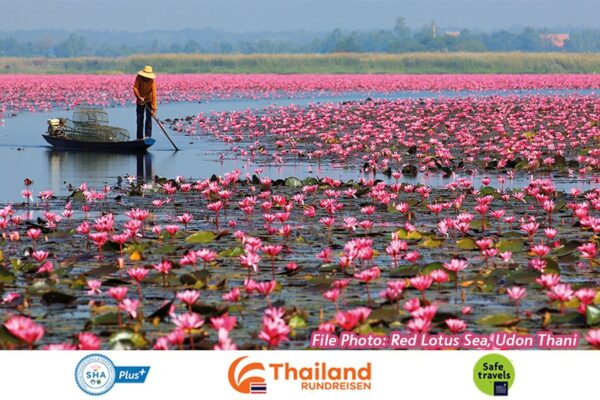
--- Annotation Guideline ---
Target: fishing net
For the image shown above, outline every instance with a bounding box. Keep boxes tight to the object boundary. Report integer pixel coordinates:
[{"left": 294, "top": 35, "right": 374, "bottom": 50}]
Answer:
[{"left": 47, "top": 107, "right": 130, "bottom": 142}]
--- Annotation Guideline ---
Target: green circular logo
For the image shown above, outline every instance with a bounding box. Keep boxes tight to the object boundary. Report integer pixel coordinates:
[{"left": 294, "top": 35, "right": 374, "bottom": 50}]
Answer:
[{"left": 473, "top": 354, "right": 515, "bottom": 396}]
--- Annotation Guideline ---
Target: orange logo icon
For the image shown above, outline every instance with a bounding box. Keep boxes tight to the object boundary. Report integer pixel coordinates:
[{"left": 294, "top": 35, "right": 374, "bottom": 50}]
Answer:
[{"left": 228, "top": 356, "right": 267, "bottom": 394}]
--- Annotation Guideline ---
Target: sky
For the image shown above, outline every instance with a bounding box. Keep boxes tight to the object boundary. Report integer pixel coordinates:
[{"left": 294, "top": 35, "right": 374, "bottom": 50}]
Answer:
[{"left": 0, "top": 0, "right": 598, "bottom": 32}]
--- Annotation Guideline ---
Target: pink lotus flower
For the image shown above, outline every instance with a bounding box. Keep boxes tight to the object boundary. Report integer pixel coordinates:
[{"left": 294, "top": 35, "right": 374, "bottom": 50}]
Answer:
[
  {"left": 176, "top": 213, "right": 193, "bottom": 228},
  {"left": 258, "top": 307, "right": 290, "bottom": 348},
  {"left": 240, "top": 251, "right": 261, "bottom": 274},
  {"left": 575, "top": 288, "right": 596, "bottom": 313},
  {"left": 548, "top": 283, "right": 574, "bottom": 313},
  {"left": 108, "top": 286, "right": 128, "bottom": 302},
  {"left": 214, "top": 328, "right": 238, "bottom": 350},
  {"left": 210, "top": 313, "right": 237, "bottom": 332},
  {"left": 443, "top": 258, "right": 468, "bottom": 272},
  {"left": 256, "top": 280, "right": 277, "bottom": 296},
  {"left": 244, "top": 278, "right": 257, "bottom": 294},
  {"left": 585, "top": 329, "right": 600, "bottom": 349},
  {"left": 410, "top": 275, "right": 433, "bottom": 293},
  {"left": 429, "top": 269, "right": 449, "bottom": 285},
  {"left": 37, "top": 261, "right": 54, "bottom": 275},
  {"left": 4, "top": 315, "right": 45, "bottom": 347},
  {"left": 172, "top": 312, "right": 204, "bottom": 331},
  {"left": 407, "top": 317, "right": 431, "bottom": 333},
  {"left": 354, "top": 267, "right": 381, "bottom": 283},
  {"left": 404, "top": 250, "right": 420, "bottom": 264},
  {"left": 354, "top": 266, "right": 381, "bottom": 303},
  {"left": 578, "top": 242, "right": 597, "bottom": 261},
  {"left": 164, "top": 224, "right": 180, "bottom": 240},
  {"left": 507, "top": 286, "right": 527, "bottom": 301},
  {"left": 530, "top": 244, "right": 551, "bottom": 257},
  {"left": 403, "top": 297, "right": 421, "bottom": 312},
  {"left": 222, "top": 288, "right": 241, "bottom": 303},
  {"left": 119, "top": 298, "right": 140, "bottom": 319},
  {"left": 529, "top": 258, "right": 547, "bottom": 272},
  {"left": 411, "top": 304, "right": 438, "bottom": 320},
  {"left": 445, "top": 318, "right": 467, "bottom": 334},
  {"left": 177, "top": 290, "right": 200, "bottom": 307},
  {"left": 127, "top": 267, "right": 149, "bottom": 282},
  {"left": 544, "top": 228, "right": 558, "bottom": 239},
  {"left": 323, "top": 288, "right": 341, "bottom": 303},
  {"left": 78, "top": 332, "right": 101, "bottom": 350},
  {"left": 317, "top": 322, "right": 336, "bottom": 333},
  {"left": 86, "top": 279, "right": 102, "bottom": 295},
  {"left": 153, "top": 260, "right": 173, "bottom": 281},
  {"left": 2, "top": 292, "right": 20, "bottom": 304},
  {"left": 31, "top": 250, "right": 49, "bottom": 263},
  {"left": 535, "top": 273, "right": 560, "bottom": 288},
  {"left": 334, "top": 311, "right": 360, "bottom": 331}
]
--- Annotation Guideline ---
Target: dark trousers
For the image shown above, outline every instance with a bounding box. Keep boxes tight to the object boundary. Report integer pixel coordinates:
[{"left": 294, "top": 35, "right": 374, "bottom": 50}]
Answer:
[{"left": 136, "top": 104, "right": 152, "bottom": 139}]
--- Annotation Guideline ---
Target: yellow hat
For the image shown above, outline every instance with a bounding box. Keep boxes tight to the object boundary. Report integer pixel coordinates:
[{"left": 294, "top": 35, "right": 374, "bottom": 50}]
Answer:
[{"left": 138, "top": 65, "right": 156, "bottom": 79}]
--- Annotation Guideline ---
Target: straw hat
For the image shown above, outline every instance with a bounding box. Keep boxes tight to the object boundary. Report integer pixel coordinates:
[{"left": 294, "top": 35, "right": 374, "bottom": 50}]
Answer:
[{"left": 138, "top": 65, "right": 156, "bottom": 79}]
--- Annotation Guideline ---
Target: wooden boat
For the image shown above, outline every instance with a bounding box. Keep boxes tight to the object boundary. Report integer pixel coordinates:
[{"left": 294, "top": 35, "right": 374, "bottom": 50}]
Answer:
[
  {"left": 43, "top": 109, "right": 155, "bottom": 152},
  {"left": 43, "top": 134, "right": 155, "bottom": 152}
]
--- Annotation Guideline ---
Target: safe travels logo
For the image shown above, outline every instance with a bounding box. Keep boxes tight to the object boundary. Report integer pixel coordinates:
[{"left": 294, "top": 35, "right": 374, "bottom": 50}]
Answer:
[{"left": 473, "top": 354, "right": 515, "bottom": 396}]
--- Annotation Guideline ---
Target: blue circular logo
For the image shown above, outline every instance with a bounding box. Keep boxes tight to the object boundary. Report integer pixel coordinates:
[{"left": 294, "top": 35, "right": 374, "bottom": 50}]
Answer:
[{"left": 75, "top": 354, "right": 116, "bottom": 396}]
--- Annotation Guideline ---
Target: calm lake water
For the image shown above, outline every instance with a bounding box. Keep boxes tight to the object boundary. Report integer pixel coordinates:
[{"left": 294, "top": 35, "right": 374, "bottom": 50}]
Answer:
[{"left": 0, "top": 89, "right": 597, "bottom": 202}]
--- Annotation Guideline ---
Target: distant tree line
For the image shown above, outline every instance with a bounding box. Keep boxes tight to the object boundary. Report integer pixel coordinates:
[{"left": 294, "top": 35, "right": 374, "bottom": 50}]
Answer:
[{"left": 1, "top": 18, "right": 599, "bottom": 57}]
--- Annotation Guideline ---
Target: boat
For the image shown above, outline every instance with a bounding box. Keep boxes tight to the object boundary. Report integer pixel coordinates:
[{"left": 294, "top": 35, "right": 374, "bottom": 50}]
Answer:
[
  {"left": 42, "top": 134, "right": 155, "bottom": 152},
  {"left": 43, "top": 107, "right": 155, "bottom": 152}
]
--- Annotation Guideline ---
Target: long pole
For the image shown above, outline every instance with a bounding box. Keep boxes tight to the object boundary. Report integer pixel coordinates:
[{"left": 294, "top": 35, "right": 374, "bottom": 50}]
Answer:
[{"left": 144, "top": 103, "right": 179, "bottom": 151}]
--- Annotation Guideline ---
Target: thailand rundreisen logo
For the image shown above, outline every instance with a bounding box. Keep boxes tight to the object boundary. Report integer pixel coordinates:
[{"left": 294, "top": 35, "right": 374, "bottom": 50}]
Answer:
[
  {"left": 228, "top": 356, "right": 267, "bottom": 394},
  {"left": 228, "top": 355, "right": 372, "bottom": 394}
]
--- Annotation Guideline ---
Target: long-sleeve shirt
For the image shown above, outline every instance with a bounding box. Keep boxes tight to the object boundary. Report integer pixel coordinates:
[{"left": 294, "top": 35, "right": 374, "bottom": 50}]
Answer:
[{"left": 133, "top": 76, "right": 157, "bottom": 110}]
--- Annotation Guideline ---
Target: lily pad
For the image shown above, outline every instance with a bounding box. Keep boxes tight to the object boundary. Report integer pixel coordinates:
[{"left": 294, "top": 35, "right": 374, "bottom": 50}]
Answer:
[
  {"left": 153, "top": 244, "right": 177, "bottom": 254},
  {"left": 477, "top": 313, "right": 520, "bottom": 327},
  {"left": 0, "top": 326, "right": 22, "bottom": 346},
  {"left": 109, "top": 329, "right": 148, "bottom": 349},
  {"left": 551, "top": 312, "right": 584, "bottom": 325},
  {"left": 0, "top": 267, "right": 16, "bottom": 284},
  {"left": 390, "top": 265, "right": 420, "bottom": 278},
  {"left": 505, "top": 268, "right": 540, "bottom": 285},
  {"left": 285, "top": 177, "right": 303, "bottom": 187},
  {"left": 27, "top": 280, "right": 52, "bottom": 295},
  {"left": 288, "top": 315, "right": 308, "bottom": 330},
  {"left": 318, "top": 264, "right": 337, "bottom": 273},
  {"left": 190, "top": 302, "right": 227, "bottom": 317},
  {"left": 87, "top": 264, "right": 119, "bottom": 277},
  {"left": 218, "top": 247, "right": 245, "bottom": 257},
  {"left": 419, "top": 238, "right": 444, "bottom": 248},
  {"left": 421, "top": 262, "right": 457, "bottom": 281},
  {"left": 369, "top": 307, "right": 403, "bottom": 322},
  {"left": 90, "top": 311, "right": 120, "bottom": 326},
  {"left": 185, "top": 231, "right": 217, "bottom": 244},
  {"left": 586, "top": 305, "right": 600, "bottom": 326},
  {"left": 457, "top": 238, "right": 478, "bottom": 250},
  {"left": 395, "top": 229, "right": 422, "bottom": 240},
  {"left": 42, "top": 291, "right": 77, "bottom": 304},
  {"left": 496, "top": 238, "right": 525, "bottom": 253}
]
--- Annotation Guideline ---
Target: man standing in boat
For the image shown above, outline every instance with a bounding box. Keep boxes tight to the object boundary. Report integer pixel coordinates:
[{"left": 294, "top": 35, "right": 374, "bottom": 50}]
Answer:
[{"left": 133, "top": 66, "right": 157, "bottom": 139}]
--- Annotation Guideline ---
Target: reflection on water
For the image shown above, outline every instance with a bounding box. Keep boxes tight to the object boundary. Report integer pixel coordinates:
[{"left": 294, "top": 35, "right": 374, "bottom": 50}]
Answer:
[
  {"left": 136, "top": 152, "right": 153, "bottom": 180},
  {"left": 47, "top": 150, "right": 155, "bottom": 187}
]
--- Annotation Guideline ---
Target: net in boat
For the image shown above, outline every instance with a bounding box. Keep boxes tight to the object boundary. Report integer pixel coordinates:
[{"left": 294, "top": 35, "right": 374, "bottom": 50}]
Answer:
[{"left": 47, "top": 107, "right": 130, "bottom": 142}]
